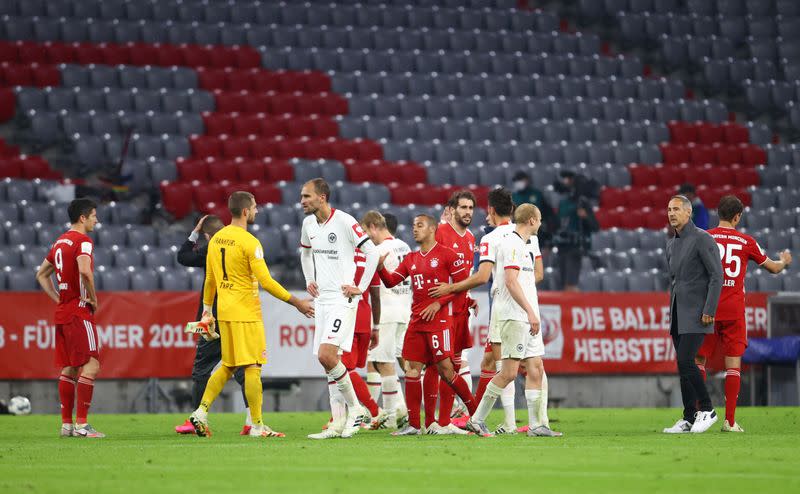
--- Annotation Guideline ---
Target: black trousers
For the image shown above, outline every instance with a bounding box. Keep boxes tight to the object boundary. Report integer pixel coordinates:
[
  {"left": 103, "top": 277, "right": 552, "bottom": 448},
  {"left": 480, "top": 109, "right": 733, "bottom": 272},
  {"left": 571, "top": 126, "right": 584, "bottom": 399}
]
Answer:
[
  {"left": 671, "top": 330, "right": 713, "bottom": 422},
  {"left": 191, "top": 335, "right": 247, "bottom": 409}
]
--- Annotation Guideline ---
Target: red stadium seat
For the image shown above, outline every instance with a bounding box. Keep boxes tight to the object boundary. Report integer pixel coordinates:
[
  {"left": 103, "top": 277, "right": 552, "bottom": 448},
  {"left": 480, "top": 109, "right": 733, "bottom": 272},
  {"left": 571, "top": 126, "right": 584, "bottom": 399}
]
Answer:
[
  {"left": 721, "top": 123, "right": 748, "bottom": 144},
  {"left": 627, "top": 165, "right": 658, "bottom": 186},
  {"left": 620, "top": 209, "right": 647, "bottom": 229},
  {"left": 197, "top": 68, "right": 228, "bottom": 90},
  {"left": 354, "top": 139, "right": 383, "bottom": 160},
  {"left": 311, "top": 117, "right": 339, "bottom": 138},
  {"left": 398, "top": 162, "right": 428, "bottom": 185},
  {"left": 221, "top": 136, "right": 252, "bottom": 158},
  {"left": 251, "top": 138, "right": 279, "bottom": 158},
  {"left": 205, "top": 202, "right": 232, "bottom": 224},
  {"left": 275, "top": 138, "right": 305, "bottom": 159},
  {"left": 226, "top": 69, "right": 254, "bottom": 91},
  {"left": 251, "top": 71, "right": 281, "bottom": 92},
  {"left": 202, "top": 113, "right": 235, "bottom": 136},
  {"left": 598, "top": 208, "right": 624, "bottom": 229},
  {"left": 689, "top": 145, "right": 717, "bottom": 165},
  {"left": 270, "top": 94, "right": 298, "bottom": 114},
  {"left": 45, "top": 42, "right": 77, "bottom": 64},
  {"left": 329, "top": 139, "right": 359, "bottom": 161},
  {"left": 233, "top": 114, "right": 262, "bottom": 136},
  {"left": 0, "top": 41, "right": 18, "bottom": 63},
  {"left": 190, "top": 136, "right": 222, "bottom": 158},
  {"left": 127, "top": 43, "right": 158, "bottom": 66},
  {"left": 207, "top": 159, "right": 239, "bottom": 182},
  {"left": 234, "top": 47, "right": 261, "bottom": 69},
  {"left": 100, "top": 44, "right": 130, "bottom": 66},
  {"left": 644, "top": 208, "right": 666, "bottom": 230},
  {"left": 715, "top": 145, "right": 742, "bottom": 167},
  {"left": 0, "top": 157, "right": 23, "bottom": 178},
  {"left": 303, "top": 71, "right": 332, "bottom": 92},
  {"left": 276, "top": 71, "right": 305, "bottom": 92},
  {"left": 31, "top": 64, "right": 60, "bottom": 87},
  {"left": 659, "top": 144, "right": 690, "bottom": 166},
  {"left": 182, "top": 45, "right": 213, "bottom": 68},
  {"left": 156, "top": 44, "right": 185, "bottom": 67},
  {"left": 624, "top": 187, "right": 652, "bottom": 208},
  {"left": 344, "top": 160, "right": 378, "bottom": 183},
  {"left": 702, "top": 166, "right": 730, "bottom": 188},
  {"left": 18, "top": 42, "right": 47, "bottom": 64},
  {"left": 20, "top": 156, "right": 56, "bottom": 179},
  {"left": 264, "top": 158, "right": 294, "bottom": 181},
  {"left": 74, "top": 43, "right": 105, "bottom": 64},
  {"left": 252, "top": 182, "right": 282, "bottom": 204},
  {"left": 323, "top": 94, "right": 348, "bottom": 115},
  {"left": 696, "top": 123, "right": 724, "bottom": 145},
  {"left": 235, "top": 159, "right": 267, "bottom": 182},
  {"left": 192, "top": 182, "right": 225, "bottom": 210},
  {"left": 668, "top": 121, "right": 698, "bottom": 144},
  {"left": 285, "top": 117, "right": 314, "bottom": 138},
  {"left": 389, "top": 184, "right": 415, "bottom": 205},
  {"left": 260, "top": 117, "right": 287, "bottom": 137},
  {"left": 741, "top": 144, "right": 766, "bottom": 167},
  {"left": 159, "top": 182, "right": 193, "bottom": 219},
  {"left": 303, "top": 138, "right": 332, "bottom": 159},
  {"left": 733, "top": 167, "right": 759, "bottom": 187},
  {"left": 208, "top": 46, "right": 233, "bottom": 68},
  {"left": 0, "top": 88, "right": 15, "bottom": 122},
  {"left": 215, "top": 91, "right": 248, "bottom": 113},
  {"left": 600, "top": 187, "right": 626, "bottom": 208},
  {"left": 467, "top": 185, "right": 490, "bottom": 208},
  {"left": 2, "top": 64, "right": 33, "bottom": 86},
  {"left": 176, "top": 158, "right": 210, "bottom": 182}
]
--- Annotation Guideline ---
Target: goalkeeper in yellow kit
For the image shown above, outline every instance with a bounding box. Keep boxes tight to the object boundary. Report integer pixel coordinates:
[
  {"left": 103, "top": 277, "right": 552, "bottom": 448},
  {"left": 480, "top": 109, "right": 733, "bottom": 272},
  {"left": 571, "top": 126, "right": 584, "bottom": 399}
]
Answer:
[{"left": 188, "top": 191, "right": 314, "bottom": 438}]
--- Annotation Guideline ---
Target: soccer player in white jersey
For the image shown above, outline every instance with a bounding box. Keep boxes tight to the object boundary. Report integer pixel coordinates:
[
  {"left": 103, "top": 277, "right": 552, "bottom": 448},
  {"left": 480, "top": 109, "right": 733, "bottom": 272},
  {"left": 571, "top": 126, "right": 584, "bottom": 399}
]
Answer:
[
  {"left": 300, "top": 178, "right": 380, "bottom": 439},
  {"left": 465, "top": 204, "right": 562, "bottom": 437},
  {"left": 361, "top": 210, "right": 411, "bottom": 428}
]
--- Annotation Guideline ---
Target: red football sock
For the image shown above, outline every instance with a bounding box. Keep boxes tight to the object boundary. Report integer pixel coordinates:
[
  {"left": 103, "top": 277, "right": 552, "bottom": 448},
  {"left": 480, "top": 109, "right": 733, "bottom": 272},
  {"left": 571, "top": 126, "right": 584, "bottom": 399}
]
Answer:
[
  {"left": 58, "top": 374, "right": 76, "bottom": 424},
  {"left": 437, "top": 359, "right": 461, "bottom": 426},
  {"left": 76, "top": 376, "right": 95, "bottom": 424},
  {"left": 422, "top": 369, "right": 440, "bottom": 428},
  {"left": 405, "top": 375, "right": 422, "bottom": 430},
  {"left": 349, "top": 371, "right": 379, "bottom": 417},
  {"left": 697, "top": 364, "right": 706, "bottom": 382},
  {"left": 474, "top": 370, "right": 496, "bottom": 404},
  {"left": 725, "top": 368, "right": 741, "bottom": 425},
  {"left": 446, "top": 374, "right": 476, "bottom": 416}
]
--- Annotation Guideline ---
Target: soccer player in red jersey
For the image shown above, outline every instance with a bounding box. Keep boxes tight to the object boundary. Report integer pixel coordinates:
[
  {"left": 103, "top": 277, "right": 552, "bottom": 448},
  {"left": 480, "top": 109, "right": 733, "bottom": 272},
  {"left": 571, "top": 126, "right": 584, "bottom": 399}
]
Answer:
[
  {"left": 428, "top": 190, "right": 478, "bottom": 434},
  {"left": 699, "top": 195, "right": 792, "bottom": 432},
  {"left": 35, "top": 198, "right": 104, "bottom": 438},
  {"left": 340, "top": 248, "right": 390, "bottom": 430},
  {"left": 377, "top": 214, "right": 477, "bottom": 435}
]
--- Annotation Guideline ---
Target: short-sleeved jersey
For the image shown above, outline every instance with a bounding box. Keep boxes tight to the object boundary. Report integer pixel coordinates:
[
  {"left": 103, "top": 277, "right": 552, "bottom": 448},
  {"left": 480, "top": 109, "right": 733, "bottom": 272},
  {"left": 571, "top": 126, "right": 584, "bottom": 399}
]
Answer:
[
  {"left": 354, "top": 248, "right": 381, "bottom": 333},
  {"left": 46, "top": 230, "right": 95, "bottom": 324},
  {"left": 377, "top": 237, "right": 412, "bottom": 324},
  {"left": 435, "top": 222, "right": 476, "bottom": 315},
  {"left": 707, "top": 227, "right": 768, "bottom": 321},
  {"left": 493, "top": 231, "right": 540, "bottom": 322},
  {"left": 478, "top": 222, "right": 515, "bottom": 265},
  {"left": 301, "top": 208, "right": 369, "bottom": 307},
  {"left": 378, "top": 243, "right": 467, "bottom": 332},
  {"left": 205, "top": 225, "right": 289, "bottom": 322}
]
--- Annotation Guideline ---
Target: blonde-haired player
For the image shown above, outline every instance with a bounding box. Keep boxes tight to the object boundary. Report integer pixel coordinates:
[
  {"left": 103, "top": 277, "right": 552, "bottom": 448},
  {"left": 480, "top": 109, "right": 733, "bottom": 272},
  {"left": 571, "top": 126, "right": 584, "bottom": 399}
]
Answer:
[
  {"left": 188, "top": 191, "right": 314, "bottom": 438},
  {"left": 466, "top": 204, "right": 562, "bottom": 437}
]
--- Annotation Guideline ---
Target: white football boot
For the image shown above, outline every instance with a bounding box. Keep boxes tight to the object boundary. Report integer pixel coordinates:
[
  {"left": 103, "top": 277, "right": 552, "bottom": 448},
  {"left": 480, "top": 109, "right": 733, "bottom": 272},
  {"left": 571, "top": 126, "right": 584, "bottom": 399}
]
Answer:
[
  {"left": 721, "top": 419, "right": 744, "bottom": 432},
  {"left": 690, "top": 410, "right": 718, "bottom": 433},
  {"left": 663, "top": 418, "right": 692, "bottom": 434},
  {"left": 340, "top": 406, "right": 364, "bottom": 438}
]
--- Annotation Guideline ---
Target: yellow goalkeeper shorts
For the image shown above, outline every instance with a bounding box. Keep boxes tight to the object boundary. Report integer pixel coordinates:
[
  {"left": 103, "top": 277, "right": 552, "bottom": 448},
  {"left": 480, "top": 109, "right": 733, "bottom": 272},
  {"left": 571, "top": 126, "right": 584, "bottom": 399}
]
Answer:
[{"left": 219, "top": 321, "right": 267, "bottom": 367}]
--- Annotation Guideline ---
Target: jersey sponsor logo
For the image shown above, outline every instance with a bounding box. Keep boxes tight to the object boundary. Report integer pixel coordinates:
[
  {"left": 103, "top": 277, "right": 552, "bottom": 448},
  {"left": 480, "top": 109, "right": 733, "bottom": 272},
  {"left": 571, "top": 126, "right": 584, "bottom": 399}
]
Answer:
[
  {"left": 328, "top": 232, "right": 337, "bottom": 243},
  {"left": 352, "top": 223, "right": 366, "bottom": 237},
  {"left": 480, "top": 242, "right": 489, "bottom": 256},
  {"left": 452, "top": 258, "right": 464, "bottom": 267}
]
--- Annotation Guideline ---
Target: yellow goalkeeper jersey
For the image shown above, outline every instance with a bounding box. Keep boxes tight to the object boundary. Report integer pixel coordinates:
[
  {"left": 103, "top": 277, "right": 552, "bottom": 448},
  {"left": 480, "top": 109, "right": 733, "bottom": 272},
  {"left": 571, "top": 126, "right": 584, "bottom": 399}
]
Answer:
[{"left": 203, "top": 225, "right": 291, "bottom": 322}]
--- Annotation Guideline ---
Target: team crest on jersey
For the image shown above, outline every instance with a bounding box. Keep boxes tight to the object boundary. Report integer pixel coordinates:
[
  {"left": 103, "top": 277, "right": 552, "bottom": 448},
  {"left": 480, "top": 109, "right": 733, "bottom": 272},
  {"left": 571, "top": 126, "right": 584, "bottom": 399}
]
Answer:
[
  {"left": 430, "top": 258, "right": 439, "bottom": 268},
  {"left": 328, "top": 233, "right": 337, "bottom": 243}
]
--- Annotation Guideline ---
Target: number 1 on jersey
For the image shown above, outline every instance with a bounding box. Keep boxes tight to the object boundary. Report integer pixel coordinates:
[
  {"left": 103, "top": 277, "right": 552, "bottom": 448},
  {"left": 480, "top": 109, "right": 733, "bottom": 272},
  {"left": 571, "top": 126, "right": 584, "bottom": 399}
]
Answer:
[{"left": 220, "top": 247, "right": 229, "bottom": 281}]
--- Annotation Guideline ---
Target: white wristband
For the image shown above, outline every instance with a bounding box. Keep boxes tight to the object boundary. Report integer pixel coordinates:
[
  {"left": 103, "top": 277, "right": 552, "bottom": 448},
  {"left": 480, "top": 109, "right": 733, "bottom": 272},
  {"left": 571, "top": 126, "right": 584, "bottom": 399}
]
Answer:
[
  {"left": 189, "top": 231, "right": 200, "bottom": 243},
  {"left": 203, "top": 304, "right": 212, "bottom": 314}
]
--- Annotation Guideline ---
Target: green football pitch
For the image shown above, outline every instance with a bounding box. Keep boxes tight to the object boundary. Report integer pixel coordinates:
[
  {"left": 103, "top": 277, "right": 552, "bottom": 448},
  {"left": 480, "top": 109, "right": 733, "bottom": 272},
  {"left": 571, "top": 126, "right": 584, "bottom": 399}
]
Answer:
[{"left": 1, "top": 408, "right": 798, "bottom": 494}]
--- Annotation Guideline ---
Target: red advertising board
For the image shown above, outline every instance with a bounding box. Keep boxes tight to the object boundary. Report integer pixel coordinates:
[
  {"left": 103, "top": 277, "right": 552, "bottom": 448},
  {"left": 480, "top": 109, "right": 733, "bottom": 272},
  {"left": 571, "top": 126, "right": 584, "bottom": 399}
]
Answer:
[{"left": 0, "top": 292, "right": 199, "bottom": 379}]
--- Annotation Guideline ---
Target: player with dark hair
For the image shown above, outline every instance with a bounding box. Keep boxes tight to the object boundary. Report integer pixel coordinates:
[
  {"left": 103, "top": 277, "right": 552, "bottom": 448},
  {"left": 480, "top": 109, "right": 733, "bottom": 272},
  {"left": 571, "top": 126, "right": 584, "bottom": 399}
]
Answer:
[
  {"left": 188, "top": 191, "right": 314, "bottom": 438},
  {"left": 383, "top": 213, "right": 399, "bottom": 236},
  {"left": 700, "top": 195, "right": 791, "bottom": 432},
  {"left": 36, "top": 198, "right": 103, "bottom": 438},
  {"left": 174, "top": 215, "right": 252, "bottom": 435},
  {"left": 377, "top": 214, "right": 477, "bottom": 435}
]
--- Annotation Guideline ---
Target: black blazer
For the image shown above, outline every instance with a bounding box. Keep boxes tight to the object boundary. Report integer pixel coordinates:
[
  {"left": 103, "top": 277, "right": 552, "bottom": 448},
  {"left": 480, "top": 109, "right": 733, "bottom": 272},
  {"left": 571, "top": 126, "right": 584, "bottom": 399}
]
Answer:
[{"left": 177, "top": 239, "right": 217, "bottom": 321}]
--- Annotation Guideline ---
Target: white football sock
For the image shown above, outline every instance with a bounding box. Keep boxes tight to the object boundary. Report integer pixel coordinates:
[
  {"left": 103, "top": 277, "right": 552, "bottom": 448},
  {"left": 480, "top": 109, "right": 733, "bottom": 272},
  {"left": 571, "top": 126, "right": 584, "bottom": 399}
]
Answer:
[
  {"left": 460, "top": 349, "right": 472, "bottom": 392},
  {"left": 244, "top": 407, "right": 252, "bottom": 426},
  {"left": 395, "top": 376, "right": 406, "bottom": 409},
  {"left": 367, "top": 372, "right": 382, "bottom": 403},
  {"left": 539, "top": 371, "right": 549, "bottom": 427},
  {"left": 525, "top": 389, "right": 543, "bottom": 428},
  {"left": 328, "top": 362, "right": 358, "bottom": 409},
  {"left": 473, "top": 382, "right": 502, "bottom": 423},
  {"left": 496, "top": 360, "right": 516, "bottom": 426},
  {"left": 381, "top": 374, "right": 399, "bottom": 412},
  {"left": 328, "top": 381, "right": 346, "bottom": 423}
]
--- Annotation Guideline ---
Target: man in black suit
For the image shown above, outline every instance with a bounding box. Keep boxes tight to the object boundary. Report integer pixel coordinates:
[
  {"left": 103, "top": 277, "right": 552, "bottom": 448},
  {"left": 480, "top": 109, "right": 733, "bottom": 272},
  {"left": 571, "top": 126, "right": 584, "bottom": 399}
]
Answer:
[
  {"left": 663, "top": 196, "right": 723, "bottom": 434},
  {"left": 173, "top": 215, "right": 251, "bottom": 435}
]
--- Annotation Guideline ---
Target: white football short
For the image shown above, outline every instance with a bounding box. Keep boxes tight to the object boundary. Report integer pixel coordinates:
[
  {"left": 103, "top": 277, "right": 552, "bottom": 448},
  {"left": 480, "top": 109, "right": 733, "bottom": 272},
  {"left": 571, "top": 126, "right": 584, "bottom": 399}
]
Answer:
[
  {"left": 488, "top": 316, "right": 503, "bottom": 344},
  {"left": 498, "top": 320, "right": 545, "bottom": 360},
  {"left": 312, "top": 303, "right": 357, "bottom": 356},
  {"left": 367, "top": 322, "right": 409, "bottom": 362}
]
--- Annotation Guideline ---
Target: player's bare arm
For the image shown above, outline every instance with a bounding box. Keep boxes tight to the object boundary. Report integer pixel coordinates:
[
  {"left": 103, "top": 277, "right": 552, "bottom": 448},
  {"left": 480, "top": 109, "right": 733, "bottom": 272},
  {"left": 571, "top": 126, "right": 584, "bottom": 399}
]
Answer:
[
  {"left": 420, "top": 301, "right": 441, "bottom": 321},
  {"left": 534, "top": 257, "right": 544, "bottom": 284},
  {"left": 76, "top": 255, "right": 98, "bottom": 311},
  {"left": 429, "top": 260, "right": 492, "bottom": 297},
  {"left": 35, "top": 260, "right": 60, "bottom": 304},
  {"left": 369, "top": 285, "right": 381, "bottom": 350},
  {"left": 505, "top": 267, "right": 540, "bottom": 335},
  {"left": 762, "top": 250, "right": 792, "bottom": 273}
]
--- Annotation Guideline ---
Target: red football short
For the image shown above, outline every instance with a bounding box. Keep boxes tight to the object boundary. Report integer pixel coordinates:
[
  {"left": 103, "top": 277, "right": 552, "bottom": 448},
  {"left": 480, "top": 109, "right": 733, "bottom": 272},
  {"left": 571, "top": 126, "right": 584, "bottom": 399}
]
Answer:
[
  {"left": 402, "top": 329, "right": 453, "bottom": 365},
  {"left": 698, "top": 318, "right": 747, "bottom": 358},
  {"left": 55, "top": 316, "right": 100, "bottom": 368},
  {"left": 342, "top": 332, "right": 370, "bottom": 371},
  {"left": 451, "top": 312, "right": 472, "bottom": 354}
]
